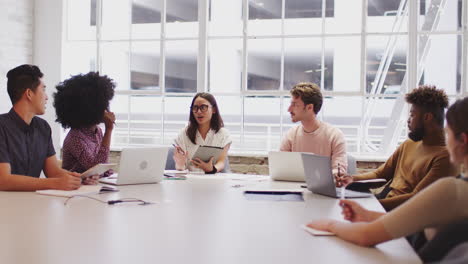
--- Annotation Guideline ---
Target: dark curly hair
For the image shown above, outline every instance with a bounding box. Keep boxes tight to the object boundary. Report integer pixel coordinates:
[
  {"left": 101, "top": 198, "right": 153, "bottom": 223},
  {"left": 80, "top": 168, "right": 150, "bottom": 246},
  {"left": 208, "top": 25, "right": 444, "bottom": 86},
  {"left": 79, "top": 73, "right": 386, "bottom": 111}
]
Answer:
[
  {"left": 290, "top": 82, "right": 323, "bottom": 114},
  {"left": 187, "top": 93, "right": 224, "bottom": 145},
  {"left": 405, "top": 85, "right": 449, "bottom": 127},
  {"left": 6, "top": 64, "right": 44, "bottom": 104},
  {"left": 53, "top": 72, "right": 115, "bottom": 129}
]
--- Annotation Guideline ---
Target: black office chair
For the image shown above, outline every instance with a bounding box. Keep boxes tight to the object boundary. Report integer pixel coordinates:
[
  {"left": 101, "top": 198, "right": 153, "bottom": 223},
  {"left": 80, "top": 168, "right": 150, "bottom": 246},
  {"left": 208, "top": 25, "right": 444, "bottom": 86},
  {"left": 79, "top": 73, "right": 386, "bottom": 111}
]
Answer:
[
  {"left": 345, "top": 154, "right": 384, "bottom": 193},
  {"left": 165, "top": 147, "right": 231, "bottom": 173}
]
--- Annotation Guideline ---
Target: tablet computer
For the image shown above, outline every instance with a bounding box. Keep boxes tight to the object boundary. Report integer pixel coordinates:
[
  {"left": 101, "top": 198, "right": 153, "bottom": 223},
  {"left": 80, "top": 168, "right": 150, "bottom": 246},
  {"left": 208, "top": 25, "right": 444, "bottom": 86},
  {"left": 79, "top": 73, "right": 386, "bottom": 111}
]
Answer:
[
  {"left": 192, "top": 145, "right": 224, "bottom": 163},
  {"left": 81, "top": 163, "right": 117, "bottom": 179}
]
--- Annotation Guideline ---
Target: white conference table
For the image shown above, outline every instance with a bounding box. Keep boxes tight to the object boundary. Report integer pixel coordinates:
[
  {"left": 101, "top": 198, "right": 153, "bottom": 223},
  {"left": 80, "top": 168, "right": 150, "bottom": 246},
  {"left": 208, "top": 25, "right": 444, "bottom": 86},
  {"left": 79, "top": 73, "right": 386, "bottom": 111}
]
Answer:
[{"left": 0, "top": 173, "right": 421, "bottom": 264}]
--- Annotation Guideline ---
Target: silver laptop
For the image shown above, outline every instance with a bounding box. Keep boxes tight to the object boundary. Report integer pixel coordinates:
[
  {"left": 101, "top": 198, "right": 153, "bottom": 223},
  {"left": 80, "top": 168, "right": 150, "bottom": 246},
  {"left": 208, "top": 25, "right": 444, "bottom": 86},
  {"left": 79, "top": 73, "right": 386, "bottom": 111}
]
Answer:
[
  {"left": 269, "top": 151, "right": 305, "bottom": 182},
  {"left": 99, "top": 147, "right": 168, "bottom": 186},
  {"left": 301, "top": 153, "right": 372, "bottom": 198}
]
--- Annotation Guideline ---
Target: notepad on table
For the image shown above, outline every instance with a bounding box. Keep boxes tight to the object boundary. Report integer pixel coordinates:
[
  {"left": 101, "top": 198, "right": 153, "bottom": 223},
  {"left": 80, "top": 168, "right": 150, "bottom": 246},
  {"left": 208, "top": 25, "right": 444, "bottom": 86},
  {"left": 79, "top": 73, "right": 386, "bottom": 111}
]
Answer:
[
  {"left": 36, "top": 185, "right": 105, "bottom": 198},
  {"left": 301, "top": 225, "right": 335, "bottom": 236}
]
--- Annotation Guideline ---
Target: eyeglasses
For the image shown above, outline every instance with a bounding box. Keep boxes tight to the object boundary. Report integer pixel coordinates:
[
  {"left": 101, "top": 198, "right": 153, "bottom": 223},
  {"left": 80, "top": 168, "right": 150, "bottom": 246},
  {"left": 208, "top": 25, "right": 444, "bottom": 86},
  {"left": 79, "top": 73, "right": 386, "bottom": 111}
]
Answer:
[{"left": 191, "top": 104, "right": 211, "bottom": 113}]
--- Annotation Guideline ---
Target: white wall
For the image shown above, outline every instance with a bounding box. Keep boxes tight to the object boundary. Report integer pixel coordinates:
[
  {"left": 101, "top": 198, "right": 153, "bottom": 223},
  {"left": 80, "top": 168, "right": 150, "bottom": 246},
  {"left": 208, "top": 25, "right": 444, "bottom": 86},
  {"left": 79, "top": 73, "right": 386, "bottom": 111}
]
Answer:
[{"left": 0, "top": 0, "right": 34, "bottom": 113}]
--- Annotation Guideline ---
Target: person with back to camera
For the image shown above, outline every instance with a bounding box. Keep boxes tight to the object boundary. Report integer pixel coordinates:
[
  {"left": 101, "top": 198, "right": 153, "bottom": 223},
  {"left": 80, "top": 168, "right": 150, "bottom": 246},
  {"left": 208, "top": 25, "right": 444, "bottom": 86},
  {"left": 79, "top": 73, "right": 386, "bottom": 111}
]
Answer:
[
  {"left": 307, "top": 97, "right": 468, "bottom": 263},
  {"left": 54, "top": 72, "right": 116, "bottom": 184},
  {"left": 173, "top": 93, "right": 232, "bottom": 174}
]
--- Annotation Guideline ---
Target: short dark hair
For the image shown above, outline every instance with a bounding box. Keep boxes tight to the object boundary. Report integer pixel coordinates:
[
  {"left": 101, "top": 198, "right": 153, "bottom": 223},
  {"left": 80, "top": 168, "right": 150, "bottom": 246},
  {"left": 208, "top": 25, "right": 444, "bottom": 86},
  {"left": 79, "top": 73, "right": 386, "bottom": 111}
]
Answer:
[
  {"left": 405, "top": 85, "right": 449, "bottom": 127},
  {"left": 6, "top": 64, "right": 44, "bottom": 104},
  {"left": 186, "top": 93, "right": 224, "bottom": 145},
  {"left": 446, "top": 97, "right": 468, "bottom": 137},
  {"left": 53, "top": 72, "right": 115, "bottom": 129},
  {"left": 290, "top": 82, "right": 323, "bottom": 114}
]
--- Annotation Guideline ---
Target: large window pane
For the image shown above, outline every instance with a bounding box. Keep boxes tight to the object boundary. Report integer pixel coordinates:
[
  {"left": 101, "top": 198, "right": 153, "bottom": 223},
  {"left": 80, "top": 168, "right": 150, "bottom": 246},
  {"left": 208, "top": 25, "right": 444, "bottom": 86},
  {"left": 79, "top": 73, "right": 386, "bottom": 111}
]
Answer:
[
  {"left": 418, "top": 34, "right": 461, "bottom": 95},
  {"left": 325, "top": 36, "right": 361, "bottom": 92},
  {"left": 62, "top": 42, "right": 97, "bottom": 77},
  {"left": 131, "top": 0, "right": 162, "bottom": 39},
  {"left": 214, "top": 96, "right": 242, "bottom": 150},
  {"left": 101, "top": 42, "right": 131, "bottom": 90},
  {"left": 247, "top": 39, "right": 281, "bottom": 90},
  {"left": 165, "top": 0, "right": 198, "bottom": 38},
  {"left": 419, "top": 0, "right": 462, "bottom": 32},
  {"left": 281, "top": 96, "right": 294, "bottom": 138},
  {"left": 130, "top": 41, "right": 161, "bottom": 91},
  {"left": 67, "top": 0, "right": 96, "bottom": 40},
  {"left": 101, "top": 0, "right": 131, "bottom": 40},
  {"left": 129, "top": 96, "right": 163, "bottom": 146},
  {"left": 248, "top": 0, "right": 282, "bottom": 36},
  {"left": 284, "top": 0, "right": 325, "bottom": 35},
  {"left": 367, "top": 0, "right": 408, "bottom": 33},
  {"left": 249, "top": 0, "right": 282, "bottom": 20},
  {"left": 286, "top": 0, "right": 333, "bottom": 18},
  {"left": 165, "top": 40, "right": 198, "bottom": 93},
  {"left": 284, "top": 38, "right": 322, "bottom": 90},
  {"left": 321, "top": 97, "right": 363, "bottom": 153},
  {"left": 209, "top": 1, "right": 243, "bottom": 37},
  {"left": 208, "top": 39, "right": 243, "bottom": 93},
  {"left": 366, "top": 35, "right": 407, "bottom": 94},
  {"left": 132, "top": 0, "right": 162, "bottom": 24},
  {"left": 360, "top": 97, "right": 405, "bottom": 152},
  {"left": 163, "top": 96, "right": 193, "bottom": 145},
  {"left": 110, "top": 95, "right": 130, "bottom": 147},
  {"left": 325, "top": 0, "right": 361, "bottom": 34},
  {"left": 243, "top": 96, "right": 282, "bottom": 151}
]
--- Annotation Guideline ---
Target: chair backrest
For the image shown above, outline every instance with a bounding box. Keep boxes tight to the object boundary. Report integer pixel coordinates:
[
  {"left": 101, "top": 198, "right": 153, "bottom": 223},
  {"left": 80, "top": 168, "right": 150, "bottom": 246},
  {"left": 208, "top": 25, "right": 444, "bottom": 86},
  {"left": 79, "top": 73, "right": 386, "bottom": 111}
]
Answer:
[
  {"left": 165, "top": 147, "right": 176, "bottom": 170},
  {"left": 222, "top": 156, "right": 231, "bottom": 173},
  {"left": 347, "top": 155, "right": 357, "bottom": 175},
  {"left": 165, "top": 147, "right": 231, "bottom": 173}
]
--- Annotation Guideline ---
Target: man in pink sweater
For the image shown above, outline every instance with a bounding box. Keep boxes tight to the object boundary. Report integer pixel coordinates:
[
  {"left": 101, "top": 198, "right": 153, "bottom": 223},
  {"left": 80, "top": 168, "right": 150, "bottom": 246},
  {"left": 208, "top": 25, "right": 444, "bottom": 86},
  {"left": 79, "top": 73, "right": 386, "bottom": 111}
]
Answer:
[{"left": 280, "top": 82, "right": 347, "bottom": 174}]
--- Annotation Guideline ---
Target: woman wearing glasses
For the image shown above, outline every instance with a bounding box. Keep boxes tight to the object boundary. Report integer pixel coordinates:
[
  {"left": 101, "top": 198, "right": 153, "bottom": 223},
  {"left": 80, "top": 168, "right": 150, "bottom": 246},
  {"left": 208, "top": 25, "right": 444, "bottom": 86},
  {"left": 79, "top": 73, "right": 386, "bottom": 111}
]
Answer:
[{"left": 173, "top": 93, "right": 232, "bottom": 173}]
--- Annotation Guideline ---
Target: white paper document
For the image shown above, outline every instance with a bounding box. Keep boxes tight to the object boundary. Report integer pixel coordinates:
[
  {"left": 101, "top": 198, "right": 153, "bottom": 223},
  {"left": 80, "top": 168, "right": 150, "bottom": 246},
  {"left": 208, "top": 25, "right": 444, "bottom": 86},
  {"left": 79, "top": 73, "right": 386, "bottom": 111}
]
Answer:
[
  {"left": 81, "top": 163, "right": 117, "bottom": 179},
  {"left": 301, "top": 225, "right": 335, "bottom": 236},
  {"left": 36, "top": 185, "right": 103, "bottom": 198}
]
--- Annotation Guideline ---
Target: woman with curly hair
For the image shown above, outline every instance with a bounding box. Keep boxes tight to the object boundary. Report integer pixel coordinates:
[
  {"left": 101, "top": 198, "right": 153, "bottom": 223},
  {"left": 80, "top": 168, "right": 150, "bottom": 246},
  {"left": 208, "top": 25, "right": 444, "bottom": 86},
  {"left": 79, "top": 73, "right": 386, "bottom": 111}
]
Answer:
[
  {"left": 173, "top": 93, "right": 232, "bottom": 173},
  {"left": 307, "top": 97, "right": 468, "bottom": 262},
  {"left": 53, "top": 72, "right": 115, "bottom": 183}
]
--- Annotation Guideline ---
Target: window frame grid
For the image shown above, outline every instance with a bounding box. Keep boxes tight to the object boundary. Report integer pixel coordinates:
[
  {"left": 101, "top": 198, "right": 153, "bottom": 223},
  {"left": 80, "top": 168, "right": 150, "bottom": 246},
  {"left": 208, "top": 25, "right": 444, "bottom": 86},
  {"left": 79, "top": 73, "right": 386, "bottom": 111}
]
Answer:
[{"left": 81, "top": 0, "right": 468, "bottom": 154}]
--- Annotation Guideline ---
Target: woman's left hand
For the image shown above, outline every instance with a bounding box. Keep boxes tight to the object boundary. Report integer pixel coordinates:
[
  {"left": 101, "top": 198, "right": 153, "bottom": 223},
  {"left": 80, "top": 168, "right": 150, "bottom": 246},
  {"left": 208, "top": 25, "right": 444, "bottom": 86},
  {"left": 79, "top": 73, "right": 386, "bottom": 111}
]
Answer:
[{"left": 191, "top": 157, "right": 215, "bottom": 172}]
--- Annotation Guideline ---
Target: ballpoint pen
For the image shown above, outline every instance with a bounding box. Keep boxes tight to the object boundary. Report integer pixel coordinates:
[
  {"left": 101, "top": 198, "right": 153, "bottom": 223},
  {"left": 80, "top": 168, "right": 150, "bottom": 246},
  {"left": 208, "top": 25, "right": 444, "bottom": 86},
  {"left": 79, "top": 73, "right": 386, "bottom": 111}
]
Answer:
[
  {"left": 339, "top": 163, "right": 345, "bottom": 200},
  {"left": 172, "top": 143, "right": 185, "bottom": 155}
]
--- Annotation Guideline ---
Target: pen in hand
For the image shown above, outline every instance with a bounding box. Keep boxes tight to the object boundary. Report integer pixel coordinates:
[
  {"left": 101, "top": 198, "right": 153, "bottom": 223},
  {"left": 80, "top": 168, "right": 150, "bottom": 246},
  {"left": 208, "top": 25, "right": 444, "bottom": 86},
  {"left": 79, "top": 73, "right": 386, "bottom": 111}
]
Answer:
[
  {"left": 339, "top": 163, "right": 345, "bottom": 201},
  {"left": 172, "top": 143, "right": 185, "bottom": 155}
]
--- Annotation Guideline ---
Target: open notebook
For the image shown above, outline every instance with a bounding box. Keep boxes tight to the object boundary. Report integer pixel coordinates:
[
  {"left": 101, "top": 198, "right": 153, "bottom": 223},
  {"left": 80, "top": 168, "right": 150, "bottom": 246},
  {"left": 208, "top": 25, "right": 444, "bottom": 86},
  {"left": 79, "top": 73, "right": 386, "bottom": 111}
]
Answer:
[{"left": 36, "top": 185, "right": 117, "bottom": 198}]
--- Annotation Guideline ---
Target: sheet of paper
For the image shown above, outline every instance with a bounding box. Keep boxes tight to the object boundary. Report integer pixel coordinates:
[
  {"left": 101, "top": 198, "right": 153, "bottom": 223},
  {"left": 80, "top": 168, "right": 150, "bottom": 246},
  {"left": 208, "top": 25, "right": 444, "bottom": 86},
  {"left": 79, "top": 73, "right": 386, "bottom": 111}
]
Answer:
[
  {"left": 358, "top": 179, "right": 387, "bottom": 183},
  {"left": 81, "top": 163, "right": 117, "bottom": 179},
  {"left": 300, "top": 225, "right": 335, "bottom": 236},
  {"left": 36, "top": 185, "right": 102, "bottom": 198},
  {"left": 164, "top": 170, "right": 189, "bottom": 174}
]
